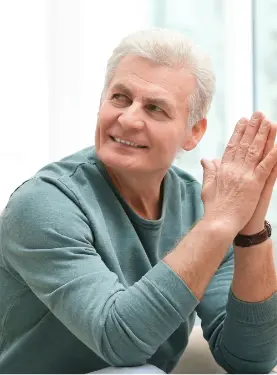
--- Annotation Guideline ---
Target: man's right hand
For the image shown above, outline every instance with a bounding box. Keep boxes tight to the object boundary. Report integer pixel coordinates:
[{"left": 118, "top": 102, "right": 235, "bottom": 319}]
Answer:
[{"left": 201, "top": 112, "right": 277, "bottom": 236}]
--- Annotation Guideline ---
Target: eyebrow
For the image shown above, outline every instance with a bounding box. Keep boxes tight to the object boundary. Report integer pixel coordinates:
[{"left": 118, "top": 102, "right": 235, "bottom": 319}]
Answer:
[{"left": 111, "top": 83, "right": 175, "bottom": 116}]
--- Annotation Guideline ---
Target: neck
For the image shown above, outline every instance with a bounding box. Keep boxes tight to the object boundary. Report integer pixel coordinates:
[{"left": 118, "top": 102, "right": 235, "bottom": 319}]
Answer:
[{"left": 105, "top": 167, "right": 165, "bottom": 220}]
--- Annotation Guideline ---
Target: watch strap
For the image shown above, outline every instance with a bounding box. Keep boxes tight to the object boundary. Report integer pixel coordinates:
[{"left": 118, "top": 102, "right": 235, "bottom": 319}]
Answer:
[{"left": 234, "top": 220, "right": 272, "bottom": 247}]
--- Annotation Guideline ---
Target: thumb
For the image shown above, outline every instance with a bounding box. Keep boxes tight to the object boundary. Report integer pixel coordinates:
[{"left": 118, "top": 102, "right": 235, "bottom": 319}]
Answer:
[{"left": 201, "top": 158, "right": 217, "bottom": 185}]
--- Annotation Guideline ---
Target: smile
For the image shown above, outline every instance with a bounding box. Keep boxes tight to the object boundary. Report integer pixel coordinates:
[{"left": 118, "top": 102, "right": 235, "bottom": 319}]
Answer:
[{"left": 110, "top": 136, "right": 147, "bottom": 148}]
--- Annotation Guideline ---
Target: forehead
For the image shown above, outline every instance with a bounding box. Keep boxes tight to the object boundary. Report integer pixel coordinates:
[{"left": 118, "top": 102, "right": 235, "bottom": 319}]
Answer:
[{"left": 109, "top": 55, "right": 196, "bottom": 108}]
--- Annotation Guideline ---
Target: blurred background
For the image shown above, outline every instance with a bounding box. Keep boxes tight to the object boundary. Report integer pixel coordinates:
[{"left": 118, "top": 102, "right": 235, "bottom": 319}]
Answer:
[{"left": 0, "top": 0, "right": 276, "bottom": 256}]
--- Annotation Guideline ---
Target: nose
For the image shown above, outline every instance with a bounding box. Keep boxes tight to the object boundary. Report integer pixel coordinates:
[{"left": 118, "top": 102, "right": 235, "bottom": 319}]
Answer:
[{"left": 117, "top": 103, "right": 145, "bottom": 131}]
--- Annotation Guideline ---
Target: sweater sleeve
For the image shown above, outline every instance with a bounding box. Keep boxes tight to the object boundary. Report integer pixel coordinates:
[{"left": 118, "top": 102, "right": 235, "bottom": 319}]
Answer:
[
  {"left": 196, "top": 247, "right": 277, "bottom": 374},
  {"left": 1, "top": 177, "right": 199, "bottom": 367}
]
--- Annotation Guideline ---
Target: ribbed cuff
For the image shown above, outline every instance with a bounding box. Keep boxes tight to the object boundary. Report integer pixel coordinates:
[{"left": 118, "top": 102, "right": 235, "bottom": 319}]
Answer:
[
  {"left": 227, "top": 289, "right": 277, "bottom": 324},
  {"left": 145, "top": 260, "right": 199, "bottom": 321}
]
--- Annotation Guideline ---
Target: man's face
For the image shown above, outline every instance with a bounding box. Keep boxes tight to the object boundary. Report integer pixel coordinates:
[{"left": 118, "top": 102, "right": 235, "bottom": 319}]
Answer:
[{"left": 95, "top": 55, "right": 204, "bottom": 176}]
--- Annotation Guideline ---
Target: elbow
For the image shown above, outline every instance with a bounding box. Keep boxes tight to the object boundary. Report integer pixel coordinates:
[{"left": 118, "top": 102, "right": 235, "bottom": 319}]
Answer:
[
  {"left": 100, "top": 346, "right": 148, "bottom": 368},
  {"left": 96, "top": 320, "right": 153, "bottom": 367},
  {"left": 99, "top": 336, "right": 150, "bottom": 367},
  {"left": 213, "top": 349, "right": 277, "bottom": 374},
  {"left": 256, "top": 361, "right": 277, "bottom": 375},
  {"left": 224, "top": 361, "right": 276, "bottom": 374},
  {"left": 239, "top": 361, "right": 277, "bottom": 375}
]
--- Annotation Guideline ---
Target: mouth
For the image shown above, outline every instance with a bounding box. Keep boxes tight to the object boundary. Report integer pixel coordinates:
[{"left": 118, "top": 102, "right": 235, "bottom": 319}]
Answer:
[{"left": 110, "top": 136, "right": 147, "bottom": 149}]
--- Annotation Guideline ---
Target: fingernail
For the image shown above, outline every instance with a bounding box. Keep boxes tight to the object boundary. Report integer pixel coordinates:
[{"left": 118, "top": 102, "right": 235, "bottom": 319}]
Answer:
[{"left": 252, "top": 111, "right": 262, "bottom": 120}]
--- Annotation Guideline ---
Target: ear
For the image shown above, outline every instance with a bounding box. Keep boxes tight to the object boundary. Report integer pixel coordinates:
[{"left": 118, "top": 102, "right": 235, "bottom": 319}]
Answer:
[{"left": 182, "top": 118, "right": 207, "bottom": 151}]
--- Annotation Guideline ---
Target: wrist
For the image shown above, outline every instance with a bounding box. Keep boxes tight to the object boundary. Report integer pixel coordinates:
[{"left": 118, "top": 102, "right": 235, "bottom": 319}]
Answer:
[
  {"left": 201, "top": 215, "right": 237, "bottom": 242},
  {"left": 239, "top": 222, "right": 265, "bottom": 235},
  {"left": 234, "top": 220, "right": 271, "bottom": 247}
]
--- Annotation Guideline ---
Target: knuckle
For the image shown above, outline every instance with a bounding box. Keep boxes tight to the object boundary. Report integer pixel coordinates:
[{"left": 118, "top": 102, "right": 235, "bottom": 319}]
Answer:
[
  {"left": 224, "top": 144, "right": 237, "bottom": 157},
  {"left": 235, "top": 126, "right": 244, "bottom": 135},
  {"left": 243, "top": 173, "right": 253, "bottom": 184},
  {"left": 259, "top": 163, "right": 268, "bottom": 172},
  {"left": 226, "top": 169, "right": 234, "bottom": 179},
  {"left": 239, "top": 142, "right": 250, "bottom": 152},
  {"left": 256, "top": 162, "right": 268, "bottom": 177},
  {"left": 247, "top": 146, "right": 259, "bottom": 159},
  {"left": 260, "top": 118, "right": 270, "bottom": 130},
  {"left": 224, "top": 168, "right": 238, "bottom": 183},
  {"left": 225, "top": 143, "right": 236, "bottom": 152},
  {"left": 232, "top": 125, "right": 244, "bottom": 138},
  {"left": 248, "top": 119, "right": 258, "bottom": 127}
]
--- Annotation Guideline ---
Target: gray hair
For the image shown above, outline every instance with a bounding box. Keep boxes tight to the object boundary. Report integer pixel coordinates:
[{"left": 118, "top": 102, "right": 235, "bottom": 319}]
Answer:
[{"left": 102, "top": 28, "right": 216, "bottom": 129}]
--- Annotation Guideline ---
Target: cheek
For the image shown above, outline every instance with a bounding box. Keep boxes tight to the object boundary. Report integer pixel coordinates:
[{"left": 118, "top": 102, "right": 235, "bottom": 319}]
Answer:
[
  {"left": 150, "top": 128, "right": 180, "bottom": 152},
  {"left": 98, "top": 104, "right": 119, "bottom": 133}
]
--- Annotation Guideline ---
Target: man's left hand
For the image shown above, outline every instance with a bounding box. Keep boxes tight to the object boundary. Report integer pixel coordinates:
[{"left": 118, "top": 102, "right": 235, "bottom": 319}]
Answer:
[
  {"left": 212, "top": 118, "right": 277, "bottom": 236},
  {"left": 240, "top": 121, "right": 277, "bottom": 235}
]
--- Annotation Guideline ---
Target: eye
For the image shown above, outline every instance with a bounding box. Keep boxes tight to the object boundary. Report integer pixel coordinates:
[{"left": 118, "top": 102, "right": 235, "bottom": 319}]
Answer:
[
  {"left": 146, "top": 104, "right": 164, "bottom": 113},
  {"left": 111, "top": 93, "right": 129, "bottom": 102},
  {"left": 146, "top": 104, "right": 169, "bottom": 120}
]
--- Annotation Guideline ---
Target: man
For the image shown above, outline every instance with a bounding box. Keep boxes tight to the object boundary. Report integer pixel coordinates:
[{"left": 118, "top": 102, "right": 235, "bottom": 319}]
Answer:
[{"left": 0, "top": 28, "right": 277, "bottom": 374}]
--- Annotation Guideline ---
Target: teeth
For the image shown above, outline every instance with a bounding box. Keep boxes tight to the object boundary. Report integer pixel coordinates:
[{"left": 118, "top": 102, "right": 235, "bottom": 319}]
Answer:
[{"left": 113, "top": 137, "right": 144, "bottom": 148}]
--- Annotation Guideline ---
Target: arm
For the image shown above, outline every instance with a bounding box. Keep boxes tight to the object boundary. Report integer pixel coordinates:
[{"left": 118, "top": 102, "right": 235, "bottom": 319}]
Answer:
[
  {"left": 210, "top": 116, "right": 277, "bottom": 303},
  {"left": 196, "top": 247, "right": 277, "bottom": 374},
  {"left": 166, "top": 113, "right": 277, "bottom": 373},
  {"left": 232, "top": 120, "right": 277, "bottom": 302},
  {"left": 1, "top": 177, "right": 199, "bottom": 367},
  {"left": 164, "top": 216, "right": 235, "bottom": 300},
  {"left": 232, "top": 239, "right": 277, "bottom": 302},
  {"left": 165, "top": 113, "right": 277, "bottom": 300}
]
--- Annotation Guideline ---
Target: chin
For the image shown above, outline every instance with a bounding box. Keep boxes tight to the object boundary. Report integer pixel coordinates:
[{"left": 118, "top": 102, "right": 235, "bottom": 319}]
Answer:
[{"left": 97, "top": 147, "right": 141, "bottom": 171}]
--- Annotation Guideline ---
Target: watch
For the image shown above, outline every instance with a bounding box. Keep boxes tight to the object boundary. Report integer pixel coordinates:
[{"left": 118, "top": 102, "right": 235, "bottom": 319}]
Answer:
[{"left": 234, "top": 220, "right": 272, "bottom": 247}]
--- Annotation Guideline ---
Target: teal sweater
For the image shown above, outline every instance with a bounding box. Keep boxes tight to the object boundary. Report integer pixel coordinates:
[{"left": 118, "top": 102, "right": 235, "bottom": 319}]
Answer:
[{"left": 0, "top": 147, "right": 276, "bottom": 374}]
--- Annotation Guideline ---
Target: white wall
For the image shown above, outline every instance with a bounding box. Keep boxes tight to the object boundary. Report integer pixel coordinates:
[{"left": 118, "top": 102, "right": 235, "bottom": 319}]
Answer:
[
  {"left": 0, "top": 0, "right": 49, "bottom": 210},
  {"left": 0, "top": 0, "right": 152, "bottom": 210}
]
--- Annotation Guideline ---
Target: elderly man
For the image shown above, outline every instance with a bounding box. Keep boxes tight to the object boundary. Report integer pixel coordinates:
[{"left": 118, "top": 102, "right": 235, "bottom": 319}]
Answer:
[{"left": 0, "top": 28, "right": 277, "bottom": 374}]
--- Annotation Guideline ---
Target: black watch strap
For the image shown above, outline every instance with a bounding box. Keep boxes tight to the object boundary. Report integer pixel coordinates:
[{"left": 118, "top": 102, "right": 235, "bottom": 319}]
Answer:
[{"left": 234, "top": 221, "right": 272, "bottom": 247}]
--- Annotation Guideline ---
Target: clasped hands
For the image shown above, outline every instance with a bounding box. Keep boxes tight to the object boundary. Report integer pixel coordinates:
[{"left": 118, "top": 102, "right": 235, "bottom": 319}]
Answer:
[{"left": 201, "top": 112, "right": 277, "bottom": 237}]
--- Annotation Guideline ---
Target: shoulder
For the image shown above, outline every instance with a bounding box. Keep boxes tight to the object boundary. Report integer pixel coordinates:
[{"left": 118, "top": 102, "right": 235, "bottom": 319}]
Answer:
[
  {"left": 1, "top": 176, "right": 91, "bottom": 248},
  {"left": 1, "top": 147, "right": 100, "bottom": 251},
  {"left": 35, "top": 146, "right": 98, "bottom": 182},
  {"left": 4, "top": 146, "right": 100, "bottom": 213},
  {"left": 0, "top": 169, "right": 95, "bottom": 283}
]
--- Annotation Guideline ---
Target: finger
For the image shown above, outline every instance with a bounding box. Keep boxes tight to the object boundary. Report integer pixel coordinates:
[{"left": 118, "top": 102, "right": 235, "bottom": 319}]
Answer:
[
  {"left": 201, "top": 158, "right": 215, "bottom": 169},
  {"left": 262, "top": 123, "right": 277, "bottom": 159},
  {"left": 253, "top": 161, "right": 277, "bottom": 220},
  {"left": 255, "top": 144, "right": 277, "bottom": 182},
  {"left": 237, "top": 112, "right": 264, "bottom": 157},
  {"left": 234, "top": 112, "right": 264, "bottom": 164},
  {"left": 212, "top": 159, "right": 221, "bottom": 171},
  {"left": 221, "top": 118, "right": 248, "bottom": 164},
  {"left": 243, "top": 117, "right": 271, "bottom": 170},
  {"left": 201, "top": 159, "right": 216, "bottom": 172},
  {"left": 264, "top": 156, "right": 277, "bottom": 187},
  {"left": 201, "top": 159, "right": 217, "bottom": 184}
]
